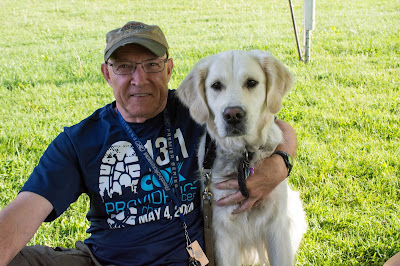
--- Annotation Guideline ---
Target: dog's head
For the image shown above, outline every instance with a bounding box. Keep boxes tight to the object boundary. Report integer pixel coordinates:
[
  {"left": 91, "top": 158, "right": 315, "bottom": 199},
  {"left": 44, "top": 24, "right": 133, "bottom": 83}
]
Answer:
[{"left": 178, "top": 50, "right": 293, "bottom": 143}]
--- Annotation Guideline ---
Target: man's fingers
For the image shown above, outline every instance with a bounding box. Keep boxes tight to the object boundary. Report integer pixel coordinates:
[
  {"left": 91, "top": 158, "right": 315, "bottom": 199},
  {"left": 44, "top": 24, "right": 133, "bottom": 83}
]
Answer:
[
  {"left": 214, "top": 177, "right": 264, "bottom": 214},
  {"left": 216, "top": 191, "right": 245, "bottom": 206},
  {"left": 232, "top": 201, "right": 252, "bottom": 214},
  {"left": 233, "top": 199, "right": 258, "bottom": 214},
  {"left": 215, "top": 179, "right": 239, "bottom": 190}
]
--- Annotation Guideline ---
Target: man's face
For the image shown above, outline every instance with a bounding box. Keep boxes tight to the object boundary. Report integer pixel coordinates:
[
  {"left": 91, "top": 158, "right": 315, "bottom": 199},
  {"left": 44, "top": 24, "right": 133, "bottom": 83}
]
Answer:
[{"left": 101, "top": 44, "right": 173, "bottom": 123}]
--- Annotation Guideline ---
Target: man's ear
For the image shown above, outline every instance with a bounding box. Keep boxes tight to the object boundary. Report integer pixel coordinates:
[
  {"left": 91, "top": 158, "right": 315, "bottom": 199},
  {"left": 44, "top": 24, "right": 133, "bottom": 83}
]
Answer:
[
  {"left": 166, "top": 58, "right": 174, "bottom": 83},
  {"left": 177, "top": 57, "right": 210, "bottom": 125},
  {"left": 101, "top": 63, "right": 113, "bottom": 87},
  {"left": 250, "top": 50, "right": 294, "bottom": 114}
]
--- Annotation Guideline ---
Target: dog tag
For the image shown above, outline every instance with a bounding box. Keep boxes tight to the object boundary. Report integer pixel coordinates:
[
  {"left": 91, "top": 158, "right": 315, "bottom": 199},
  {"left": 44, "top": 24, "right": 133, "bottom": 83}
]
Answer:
[
  {"left": 186, "top": 240, "right": 209, "bottom": 266},
  {"left": 245, "top": 167, "right": 254, "bottom": 179}
]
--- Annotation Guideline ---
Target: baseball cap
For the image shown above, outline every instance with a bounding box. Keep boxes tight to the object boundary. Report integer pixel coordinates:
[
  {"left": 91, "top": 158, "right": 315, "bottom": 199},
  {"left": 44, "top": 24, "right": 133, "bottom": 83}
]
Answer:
[{"left": 104, "top": 21, "right": 169, "bottom": 62}]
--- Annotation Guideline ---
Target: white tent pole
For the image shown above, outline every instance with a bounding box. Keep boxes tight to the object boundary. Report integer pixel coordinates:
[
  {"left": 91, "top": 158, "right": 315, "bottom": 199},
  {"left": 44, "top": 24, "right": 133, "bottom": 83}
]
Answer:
[{"left": 304, "top": 0, "right": 316, "bottom": 63}]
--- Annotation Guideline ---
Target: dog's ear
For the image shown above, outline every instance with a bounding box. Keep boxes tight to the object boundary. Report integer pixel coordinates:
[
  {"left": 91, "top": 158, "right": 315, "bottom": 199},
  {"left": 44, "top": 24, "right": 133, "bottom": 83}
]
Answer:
[
  {"left": 177, "top": 58, "right": 210, "bottom": 124},
  {"left": 249, "top": 50, "right": 294, "bottom": 114}
]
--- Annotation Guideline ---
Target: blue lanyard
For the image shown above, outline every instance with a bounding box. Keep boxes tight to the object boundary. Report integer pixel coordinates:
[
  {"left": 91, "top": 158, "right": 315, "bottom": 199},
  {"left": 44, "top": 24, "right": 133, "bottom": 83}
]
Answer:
[{"left": 117, "top": 108, "right": 185, "bottom": 223}]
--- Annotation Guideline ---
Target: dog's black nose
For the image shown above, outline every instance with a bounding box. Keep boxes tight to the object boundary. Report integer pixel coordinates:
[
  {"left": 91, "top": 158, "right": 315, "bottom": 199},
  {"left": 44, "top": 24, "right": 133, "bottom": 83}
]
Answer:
[{"left": 223, "top": 107, "right": 246, "bottom": 124}]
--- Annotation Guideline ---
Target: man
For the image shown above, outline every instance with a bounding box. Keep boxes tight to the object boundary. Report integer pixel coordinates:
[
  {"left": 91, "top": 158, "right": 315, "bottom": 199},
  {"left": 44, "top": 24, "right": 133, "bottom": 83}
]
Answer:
[{"left": 0, "top": 21, "right": 297, "bottom": 265}]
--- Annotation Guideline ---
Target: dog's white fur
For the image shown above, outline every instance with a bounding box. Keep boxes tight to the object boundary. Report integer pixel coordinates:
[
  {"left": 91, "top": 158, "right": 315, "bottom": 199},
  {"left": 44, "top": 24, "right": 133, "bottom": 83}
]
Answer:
[{"left": 177, "top": 50, "right": 307, "bottom": 266}]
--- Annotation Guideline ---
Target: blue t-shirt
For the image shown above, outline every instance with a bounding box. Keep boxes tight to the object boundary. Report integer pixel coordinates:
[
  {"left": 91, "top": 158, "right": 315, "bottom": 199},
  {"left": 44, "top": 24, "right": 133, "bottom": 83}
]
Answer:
[{"left": 21, "top": 90, "right": 204, "bottom": 265}]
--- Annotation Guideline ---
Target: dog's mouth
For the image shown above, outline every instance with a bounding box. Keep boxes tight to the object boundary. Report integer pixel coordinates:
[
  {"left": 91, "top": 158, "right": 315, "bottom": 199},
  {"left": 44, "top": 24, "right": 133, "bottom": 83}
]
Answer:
[{"left": 224, "top": 124, "right": 247, "bottom": 137}]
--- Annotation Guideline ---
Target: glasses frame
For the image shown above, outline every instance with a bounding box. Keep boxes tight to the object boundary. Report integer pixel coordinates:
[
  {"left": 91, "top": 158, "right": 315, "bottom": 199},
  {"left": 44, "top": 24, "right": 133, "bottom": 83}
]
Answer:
[{"left": 106, "top": 57, "right": 169, "bottom": 75}]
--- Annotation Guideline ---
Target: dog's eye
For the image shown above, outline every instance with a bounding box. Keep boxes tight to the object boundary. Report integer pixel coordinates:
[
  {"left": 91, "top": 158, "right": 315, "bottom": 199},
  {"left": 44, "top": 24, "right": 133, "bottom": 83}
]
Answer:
[
  {"left": 211, "top": 81, "right": 223, "bottom": 91},
  {"left": 246, "top": 79, "right": 259, "bottom": 89}
]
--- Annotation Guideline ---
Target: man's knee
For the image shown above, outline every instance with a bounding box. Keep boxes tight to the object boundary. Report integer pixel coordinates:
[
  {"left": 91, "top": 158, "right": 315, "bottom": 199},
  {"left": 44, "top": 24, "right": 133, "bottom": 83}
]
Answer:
[{"left": 9, "top": 245, "right": 92, "bottom": 266}]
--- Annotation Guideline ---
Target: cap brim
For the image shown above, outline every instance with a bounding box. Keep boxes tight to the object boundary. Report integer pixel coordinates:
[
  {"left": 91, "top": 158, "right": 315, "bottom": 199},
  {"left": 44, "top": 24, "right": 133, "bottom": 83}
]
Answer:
[{"left": 104, "top": 37, "right": 166, "bottom": 61}]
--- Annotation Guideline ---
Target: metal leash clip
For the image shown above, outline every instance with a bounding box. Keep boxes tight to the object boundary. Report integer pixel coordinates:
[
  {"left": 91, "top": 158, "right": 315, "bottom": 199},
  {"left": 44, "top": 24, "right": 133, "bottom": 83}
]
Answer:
[
  {"left": 243, "top": 152, "right": 250, "bottom": 179},
  {"left": 201, "top": 168, "right": 213, "bottom": 200},
  {"left": 188, "top": 255, "right": 202, "bottom": 266}
]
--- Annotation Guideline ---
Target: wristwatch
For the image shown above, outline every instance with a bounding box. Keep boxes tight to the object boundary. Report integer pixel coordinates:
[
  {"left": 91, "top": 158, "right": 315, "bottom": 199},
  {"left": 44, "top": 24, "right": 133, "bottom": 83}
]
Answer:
[{"left": 273, "top": 151, "right": 293, "bottom": 176}]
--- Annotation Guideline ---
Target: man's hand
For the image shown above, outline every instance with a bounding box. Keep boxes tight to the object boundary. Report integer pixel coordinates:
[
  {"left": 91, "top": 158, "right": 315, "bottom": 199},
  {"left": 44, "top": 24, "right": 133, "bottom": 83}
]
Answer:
[
  {"left": 215, "top": 119, "right": 297, "bottom": 214},
  {"left": 215, "top": 155, "right": 288, "bottom": 213}
]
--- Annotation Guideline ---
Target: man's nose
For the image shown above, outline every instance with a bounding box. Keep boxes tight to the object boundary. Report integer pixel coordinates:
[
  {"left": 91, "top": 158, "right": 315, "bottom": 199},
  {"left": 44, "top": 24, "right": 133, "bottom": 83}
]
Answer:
[{"left": 130, "top": 65, "right": 147, "bottom": 84}]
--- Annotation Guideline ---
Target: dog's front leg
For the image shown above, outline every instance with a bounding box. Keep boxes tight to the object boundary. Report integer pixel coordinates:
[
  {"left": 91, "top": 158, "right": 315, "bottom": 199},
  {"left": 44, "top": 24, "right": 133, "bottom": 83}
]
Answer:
[
  {"left": 213, "top": 206, "right": 242, "bottom": 266},
  {"left": 265, "top": 218, "right": 293, "bottom": 266},
  {"left": 214, "top": 229, "right": 241, "bottom": 266}
]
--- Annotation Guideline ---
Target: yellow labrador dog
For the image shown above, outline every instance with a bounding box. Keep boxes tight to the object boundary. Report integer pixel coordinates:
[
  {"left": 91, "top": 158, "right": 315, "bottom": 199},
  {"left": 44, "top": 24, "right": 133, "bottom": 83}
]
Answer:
[{"left": 178, "top": 50, "right": 307, "bottom": 266}]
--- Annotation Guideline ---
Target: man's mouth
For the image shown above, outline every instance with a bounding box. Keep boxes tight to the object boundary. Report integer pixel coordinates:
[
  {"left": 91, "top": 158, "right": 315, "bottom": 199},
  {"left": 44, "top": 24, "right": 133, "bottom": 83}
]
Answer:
[{"left": 132, "top": 93, "right": 150, "bottom": 97}]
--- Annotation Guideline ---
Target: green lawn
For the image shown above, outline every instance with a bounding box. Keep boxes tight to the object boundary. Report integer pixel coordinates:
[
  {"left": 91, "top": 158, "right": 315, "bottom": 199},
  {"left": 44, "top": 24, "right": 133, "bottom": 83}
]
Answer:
[{"left": 1, "top": 0, "right": 399, "bottom": 264}]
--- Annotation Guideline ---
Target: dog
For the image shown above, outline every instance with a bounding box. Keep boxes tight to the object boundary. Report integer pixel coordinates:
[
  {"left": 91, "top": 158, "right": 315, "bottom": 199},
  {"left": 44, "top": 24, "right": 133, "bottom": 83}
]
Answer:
[{"left": 177, "top": 50, "right": 307, "bottom": 266}]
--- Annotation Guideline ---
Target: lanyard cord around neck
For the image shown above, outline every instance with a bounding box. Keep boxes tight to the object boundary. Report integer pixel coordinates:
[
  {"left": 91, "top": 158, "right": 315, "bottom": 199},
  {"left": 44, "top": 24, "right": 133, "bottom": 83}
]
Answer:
[{"left": 116, "top": 108, "right": 192, "bottom": 246}]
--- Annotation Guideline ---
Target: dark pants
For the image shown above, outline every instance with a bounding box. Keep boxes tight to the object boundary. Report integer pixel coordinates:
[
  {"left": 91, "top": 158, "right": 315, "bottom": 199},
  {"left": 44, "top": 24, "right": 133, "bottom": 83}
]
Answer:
[{"left": 8, "top": 241, "right": 111, "bottom": 266}]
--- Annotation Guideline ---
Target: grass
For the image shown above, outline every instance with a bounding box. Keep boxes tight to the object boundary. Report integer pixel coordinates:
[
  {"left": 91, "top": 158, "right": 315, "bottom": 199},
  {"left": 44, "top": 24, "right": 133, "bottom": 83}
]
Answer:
[{"left": 1, "top": 0, "right": 399, "bottom": 264}]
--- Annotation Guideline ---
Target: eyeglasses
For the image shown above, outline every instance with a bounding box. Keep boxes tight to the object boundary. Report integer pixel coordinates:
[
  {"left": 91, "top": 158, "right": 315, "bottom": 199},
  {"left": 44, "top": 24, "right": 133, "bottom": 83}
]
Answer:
[{"left": 106, "top": 57, "right": 169, "bottom": 75}]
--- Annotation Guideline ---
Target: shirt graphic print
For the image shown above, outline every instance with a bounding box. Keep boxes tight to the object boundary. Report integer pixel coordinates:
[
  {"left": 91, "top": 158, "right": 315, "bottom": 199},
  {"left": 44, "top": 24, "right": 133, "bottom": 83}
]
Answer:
[{"left": 98, "top": 129, "right": 197, "bottom": 229}]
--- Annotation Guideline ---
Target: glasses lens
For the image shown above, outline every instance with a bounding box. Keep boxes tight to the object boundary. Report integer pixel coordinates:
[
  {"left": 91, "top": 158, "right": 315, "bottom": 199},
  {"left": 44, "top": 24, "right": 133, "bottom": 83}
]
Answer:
[
  {"left": 142, "top": 58, "right": 166, "bottom": 73},
  {"left": 112, "top": 62, "right": 135, "bottom": 75}
]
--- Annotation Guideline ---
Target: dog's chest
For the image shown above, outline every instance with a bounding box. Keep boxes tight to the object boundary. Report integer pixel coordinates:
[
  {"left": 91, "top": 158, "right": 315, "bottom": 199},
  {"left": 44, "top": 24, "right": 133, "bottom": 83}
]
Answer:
[
  {"left": 213, "top": 154, "right": 240, "bottom": 179},
  {"left": 210, "top": 148, "right": 260, "bottom": 200},
  {"left": 212, "top": 146, "right": 266, "bottom": 178}
]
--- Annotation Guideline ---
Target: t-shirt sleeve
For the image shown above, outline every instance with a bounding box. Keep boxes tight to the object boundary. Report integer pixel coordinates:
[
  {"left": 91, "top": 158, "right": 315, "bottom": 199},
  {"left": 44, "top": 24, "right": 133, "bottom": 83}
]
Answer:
[{"left": 20, "top": 131, "right": 86, "bottom": 222}]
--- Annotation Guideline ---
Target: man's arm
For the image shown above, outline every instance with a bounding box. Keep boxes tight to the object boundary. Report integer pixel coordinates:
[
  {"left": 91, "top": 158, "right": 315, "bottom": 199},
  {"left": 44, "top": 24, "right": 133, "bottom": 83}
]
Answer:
[
  {"left": 0, "top": 191, "right": 53, "bottom": 265},
  {"left": 215, "top": 119, "right": 297, "bottom": 213},
  {"left": 384, "top": 252, "right": 400, "bottom": 266}
]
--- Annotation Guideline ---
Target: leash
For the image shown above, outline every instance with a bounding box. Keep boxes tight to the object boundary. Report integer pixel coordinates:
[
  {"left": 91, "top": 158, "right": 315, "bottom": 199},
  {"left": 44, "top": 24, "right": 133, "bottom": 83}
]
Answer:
[
  {"left": 201, "top": 133, "right": 254, "bottom": 265},
  {"left": 202, "top": 133, "right": 216, "bottom": 266}
]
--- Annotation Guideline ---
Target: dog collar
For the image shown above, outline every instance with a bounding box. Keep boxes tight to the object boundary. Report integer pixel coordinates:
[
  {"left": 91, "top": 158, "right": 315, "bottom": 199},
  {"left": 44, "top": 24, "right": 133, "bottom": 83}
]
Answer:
[{"left": 201, "top": 131, "right": 254, "bottom": 199}]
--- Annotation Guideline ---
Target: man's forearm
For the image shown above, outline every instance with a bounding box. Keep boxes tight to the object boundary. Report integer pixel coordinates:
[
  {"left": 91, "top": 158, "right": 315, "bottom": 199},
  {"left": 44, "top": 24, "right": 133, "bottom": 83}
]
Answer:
[
  {"left": 0, "top": 192, "right": 53, "bottom": 265},
  {"left": 275, "top": 119, "right": 297, "bottom": 157}
]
